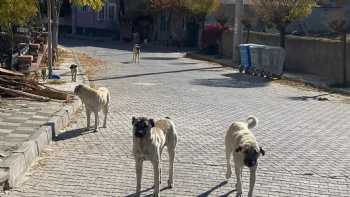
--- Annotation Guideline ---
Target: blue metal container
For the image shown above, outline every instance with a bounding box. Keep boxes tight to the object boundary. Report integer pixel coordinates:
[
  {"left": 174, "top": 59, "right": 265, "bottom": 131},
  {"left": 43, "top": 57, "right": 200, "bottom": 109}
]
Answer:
[
  {"left": 239, "top": 44, "right": 252, "bottom": 70},
  {"left": 239, "top": 44, "right": 265, "bottom": 73}
]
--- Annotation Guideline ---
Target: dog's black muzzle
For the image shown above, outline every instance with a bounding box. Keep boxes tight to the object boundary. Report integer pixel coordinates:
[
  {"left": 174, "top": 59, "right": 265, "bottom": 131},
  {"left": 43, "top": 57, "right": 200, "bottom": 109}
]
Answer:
[
  {"left": 134, "top": 130, "right": 146, "bottom": 138},
  {"left": 244, "top": 159, "right": 257, "bottom": 168}
]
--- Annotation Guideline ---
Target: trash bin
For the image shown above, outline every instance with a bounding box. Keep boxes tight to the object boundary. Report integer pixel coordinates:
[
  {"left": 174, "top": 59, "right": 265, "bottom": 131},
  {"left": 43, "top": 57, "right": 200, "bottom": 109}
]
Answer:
[
  {"left": 249, "top": 44, "right": 265, "bottom": 75},
  {"left": 239, "top": 44, "right": 265, "bottom": 73},
  {"left": 261, "top": 46, "right": 286, "bottom": 77},
  {"left": 239, "top": 44, "right": 251, "bottom": 73}
]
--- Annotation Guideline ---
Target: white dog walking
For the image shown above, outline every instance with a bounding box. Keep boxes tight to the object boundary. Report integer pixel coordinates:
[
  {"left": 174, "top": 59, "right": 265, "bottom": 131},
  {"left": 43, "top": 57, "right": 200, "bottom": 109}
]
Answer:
[
  {"left": 74, "top": 84, "right": 110, "bottom": 131},
  {"left": 225, "top": 116, "right": 265, "bottom": 197}
]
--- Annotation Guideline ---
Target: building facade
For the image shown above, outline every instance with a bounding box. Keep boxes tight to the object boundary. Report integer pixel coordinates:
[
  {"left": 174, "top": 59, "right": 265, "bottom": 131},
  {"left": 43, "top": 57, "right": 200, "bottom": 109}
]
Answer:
[{"left": 59, "top": 0, "right": 119, "bottom": 37}]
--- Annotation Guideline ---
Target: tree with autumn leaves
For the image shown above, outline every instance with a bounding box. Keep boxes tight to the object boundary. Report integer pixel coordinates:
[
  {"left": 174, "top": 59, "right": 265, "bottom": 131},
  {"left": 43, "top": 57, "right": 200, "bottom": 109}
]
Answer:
[
  {"left": 251, "top": 0, "right": 316, "bottom": 48},
  {"left": 151, "top": 0, "right": 220, "bottom": 47},
  {"left": 50, "top": 0, "right": 105, "bottom": 55},
  {"left": 0, "top": 0, "right": 38, "bottom": 67}
]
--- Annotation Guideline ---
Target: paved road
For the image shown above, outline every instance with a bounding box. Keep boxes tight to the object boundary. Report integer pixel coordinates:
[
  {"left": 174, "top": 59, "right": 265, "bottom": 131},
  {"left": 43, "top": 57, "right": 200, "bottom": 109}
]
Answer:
[{"left": 6, "top": 40, "right": 350, "bottom": 197}]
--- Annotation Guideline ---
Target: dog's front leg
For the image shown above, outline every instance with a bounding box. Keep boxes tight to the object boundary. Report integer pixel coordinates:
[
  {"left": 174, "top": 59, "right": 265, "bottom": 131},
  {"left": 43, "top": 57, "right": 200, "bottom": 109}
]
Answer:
[
  {"left": 248, "top": 166, "right": 257, "bottom": 197},
  {"left": 152, "top": 159, "right": 160, "bottom": 197},
  {"left": 136, "top": 159, "right": 143, "bottom": 196},
  {"left": 225, "top": 145, "right": 233, "bottom": 179},
  {"left": 86, "top": 109, "right": 91, "bottom": 130},
  {"left": 235, "top": 165, "right": 243, "bottom": 196}
]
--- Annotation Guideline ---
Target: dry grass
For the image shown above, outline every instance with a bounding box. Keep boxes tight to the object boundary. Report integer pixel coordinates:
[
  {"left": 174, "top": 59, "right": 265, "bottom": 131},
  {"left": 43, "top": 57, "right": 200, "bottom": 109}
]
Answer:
[
  {"left": 58, "top": 48, "right": 73, "bottom": 60},
  {"left": 274, "top": 78, "right": 350, "bottom": 103},
  {"left": 274, "top": 78, "right": 320, "bottom": 92},
  {"left": 46, "top": 80, "right": 67, "bottom": 85},
  {"left": 76, "top": 52, "right": 106, "bottom": 79}
]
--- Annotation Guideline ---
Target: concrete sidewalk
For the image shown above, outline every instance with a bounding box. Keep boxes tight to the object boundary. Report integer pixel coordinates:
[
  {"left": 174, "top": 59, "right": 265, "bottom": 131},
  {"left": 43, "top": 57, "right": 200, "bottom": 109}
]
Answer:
[
  {"left": 0, "top": 47, "right": 88, "bottom": 189},
  {"left": 186, "top": 52, "right": 350, "bottom": 95}
]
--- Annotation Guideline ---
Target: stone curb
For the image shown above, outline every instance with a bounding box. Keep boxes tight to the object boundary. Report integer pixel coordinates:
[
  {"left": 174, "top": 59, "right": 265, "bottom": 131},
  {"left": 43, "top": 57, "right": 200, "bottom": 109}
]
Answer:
[
  {"left": 185, "top": 52, "right": 235, "bottom": 68},
  {"left": 0, "top": 49, "right": 87, "bottom": 190},
  {"left": 186, "top": 52, "right": 350, "bottom": 96}
]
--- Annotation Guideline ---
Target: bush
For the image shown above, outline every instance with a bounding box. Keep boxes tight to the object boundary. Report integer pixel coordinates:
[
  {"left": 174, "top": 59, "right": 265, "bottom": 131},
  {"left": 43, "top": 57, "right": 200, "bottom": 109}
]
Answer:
[{"left": 201, "top": 23, "right": 227, "bottom": 54}]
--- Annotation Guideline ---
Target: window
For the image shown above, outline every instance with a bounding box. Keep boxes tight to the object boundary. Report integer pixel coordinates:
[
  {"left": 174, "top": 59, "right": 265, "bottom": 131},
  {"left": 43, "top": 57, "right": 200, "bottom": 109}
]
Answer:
[
  {"left": 81, "top": 6, "right": 89, "bottom": 12},
  {"left": 160, "top": 12, "right": 166, "bottom": 32},
  {"left": 108, "top": 4, "right": 116, "bottom": 20},
  {"left": 97, "top": 6, "right": 105, "bottom": 21}
]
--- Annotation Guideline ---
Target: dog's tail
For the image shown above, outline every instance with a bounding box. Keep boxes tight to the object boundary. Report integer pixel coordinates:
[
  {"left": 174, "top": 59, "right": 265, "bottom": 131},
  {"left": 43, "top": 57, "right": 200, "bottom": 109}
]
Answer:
[{"left": 247, "top": 116, "right": 258, "bottom": 129}]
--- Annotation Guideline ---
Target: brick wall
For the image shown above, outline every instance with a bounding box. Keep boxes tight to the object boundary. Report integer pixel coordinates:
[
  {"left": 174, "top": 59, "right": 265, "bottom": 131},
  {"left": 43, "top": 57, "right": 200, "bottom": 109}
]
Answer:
[{"left": 222, "top": 30, "right": 350, "bottom": 84}]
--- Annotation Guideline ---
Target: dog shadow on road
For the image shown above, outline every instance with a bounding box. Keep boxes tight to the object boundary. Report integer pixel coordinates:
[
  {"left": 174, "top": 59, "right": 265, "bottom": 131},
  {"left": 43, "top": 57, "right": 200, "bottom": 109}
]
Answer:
[
  {"left": 125, "top": 186, "right": 172, "bottom": 197},
  {"left": 197, "top": 181, "right": 236, "bottom": 197},
  {"left": 54, "top": 127, "right": 96, "bottom": 141}
]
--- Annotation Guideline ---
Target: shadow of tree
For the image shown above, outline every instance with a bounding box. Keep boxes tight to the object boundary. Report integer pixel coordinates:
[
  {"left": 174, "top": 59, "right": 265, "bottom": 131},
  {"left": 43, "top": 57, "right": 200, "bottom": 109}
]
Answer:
[
  {"left": 90, "top": 66, "right": 224, "bottom": 82},
  {"left": 60, "top": 37, "right": 192, "bottom": 54},
  {"left": 191, "top": 73, "right": 270, "bottom": 88},
  {"left": 141, "top": 57, "right": 180, "bottom": 61}
]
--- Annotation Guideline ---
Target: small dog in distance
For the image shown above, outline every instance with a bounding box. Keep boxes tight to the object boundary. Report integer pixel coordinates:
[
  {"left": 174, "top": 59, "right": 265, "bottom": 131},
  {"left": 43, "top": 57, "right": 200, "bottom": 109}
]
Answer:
[
  {"left": 133, "top": 44, "right": 141, "bottom": 64},
  {"left": 70, "top": 64, "right": 78, "bottom": 82}
]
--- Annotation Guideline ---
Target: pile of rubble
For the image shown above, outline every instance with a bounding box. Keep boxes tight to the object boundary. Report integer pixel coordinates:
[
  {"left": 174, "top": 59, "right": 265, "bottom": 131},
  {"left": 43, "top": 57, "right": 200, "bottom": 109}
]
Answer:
[{"left": 0, "top": 67, "right": 72, "bottom": 102}]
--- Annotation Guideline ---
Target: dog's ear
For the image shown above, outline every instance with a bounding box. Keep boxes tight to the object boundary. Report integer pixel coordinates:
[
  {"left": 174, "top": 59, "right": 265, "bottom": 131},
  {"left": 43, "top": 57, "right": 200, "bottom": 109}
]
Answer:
[
  {"left": 132, "top": 117, "right": 136, "bottom": 125},
  {"left": 149, "top": 119, "right": 155, "bottom": 127},
  {"left": 235, "top": 146, "right": 242, "bottom": 152},
  {"left": 259, "top": 147, "right": 265, "bottom": 156}
]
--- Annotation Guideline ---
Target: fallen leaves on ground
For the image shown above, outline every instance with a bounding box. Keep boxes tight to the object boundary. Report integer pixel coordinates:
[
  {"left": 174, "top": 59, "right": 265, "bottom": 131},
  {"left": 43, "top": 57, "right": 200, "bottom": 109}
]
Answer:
[{"left": 76, "top": 52, "right": 106, "bottom": 80}]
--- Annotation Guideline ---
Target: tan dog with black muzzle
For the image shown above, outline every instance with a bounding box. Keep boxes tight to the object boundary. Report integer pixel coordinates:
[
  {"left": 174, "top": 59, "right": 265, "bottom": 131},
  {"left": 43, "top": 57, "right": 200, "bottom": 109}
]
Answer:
[
  {"left": 225, "top": 116, "right": 265, "bottom": 197},
  {"left": 132, "top": 117, "right": 177, "bottom": 197}
]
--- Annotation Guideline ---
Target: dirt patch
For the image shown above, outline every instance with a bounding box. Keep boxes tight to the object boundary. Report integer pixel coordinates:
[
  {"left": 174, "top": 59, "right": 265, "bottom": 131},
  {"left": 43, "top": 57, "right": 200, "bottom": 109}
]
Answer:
[
  {"left": 275, "top": 78, "right": 350, "bottom": 103},
  {"left": 57, "top": 48, "right": 73, "bottom": 62},
  {"left": 76, "top": 52, "right": 106, "bottom": 81},
  {"left": 274, "top": 79, "right": 322, "bottom": 92},
  {"left": 46, "top": 80, "right": 67, "bottom": 85}
]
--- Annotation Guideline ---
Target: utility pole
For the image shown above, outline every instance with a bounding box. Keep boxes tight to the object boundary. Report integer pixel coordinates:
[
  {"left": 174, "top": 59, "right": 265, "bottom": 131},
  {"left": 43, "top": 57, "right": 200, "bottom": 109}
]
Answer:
[
  {"left": 343, "top": 32, "right": 347, "bottom": 85},
  {"left": 232, "top": 0, "right": 243, "bottom": 65},
  {"left": 48, "top": 0, "right": 53, "bottom": 78}
]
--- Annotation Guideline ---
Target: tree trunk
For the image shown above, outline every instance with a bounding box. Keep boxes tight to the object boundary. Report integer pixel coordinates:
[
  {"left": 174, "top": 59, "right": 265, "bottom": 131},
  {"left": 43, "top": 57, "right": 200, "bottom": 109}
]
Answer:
[
  {"left": 343, "top": 32, "right": 347, "bottom": 85},
  {"left": 279, "top": 26, "right": 286, "bottom": 48},
  {"left": 9, "top": 26, "right": 14, "bottom": 70},
  {"left": 71, "top": 6, "right": 76, "bottom": 35},
  {"left": 232, "top": 0, "right": 243, "bottom": 65},
  {"left": 197, "top": 16, "right": 205, "bottom": 49},
  {"left": 246, "top": 28, "right": 250, "bottom": 43},
  {"left": 48, "top": 0, "right": 53, "bottom": 78},
  {"left": 52, "top": 0, "right": 59, "bottom": 53}
]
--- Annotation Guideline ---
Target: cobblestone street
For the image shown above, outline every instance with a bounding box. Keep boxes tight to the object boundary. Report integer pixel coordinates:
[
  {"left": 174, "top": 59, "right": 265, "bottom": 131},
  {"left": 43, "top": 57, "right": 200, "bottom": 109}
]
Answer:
[{"left": 6, "top": 40, "right": 350, "bottom": 197}]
